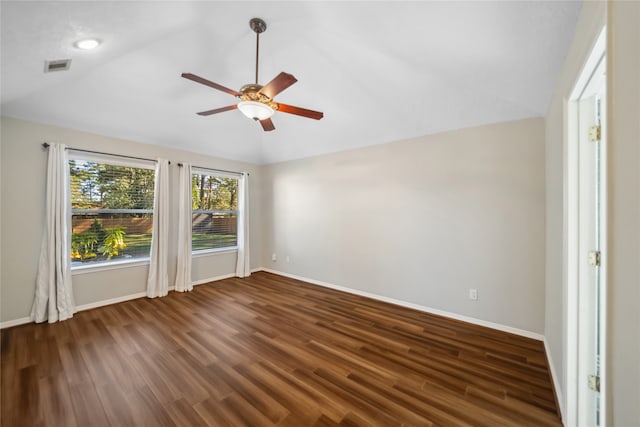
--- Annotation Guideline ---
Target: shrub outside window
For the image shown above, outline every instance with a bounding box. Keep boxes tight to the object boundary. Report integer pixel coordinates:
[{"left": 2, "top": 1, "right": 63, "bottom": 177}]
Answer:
[
  {"left": 191, "top": 170, "right": 238, "bottom": 252},
  {"left": 69, "top": 154, "right": 155, "bottom": 267}
]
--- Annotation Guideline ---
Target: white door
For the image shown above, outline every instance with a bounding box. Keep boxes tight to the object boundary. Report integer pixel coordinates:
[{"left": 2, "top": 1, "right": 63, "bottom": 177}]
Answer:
[{"left": 576, "top": 54, "right": 606, "bottom": 426}]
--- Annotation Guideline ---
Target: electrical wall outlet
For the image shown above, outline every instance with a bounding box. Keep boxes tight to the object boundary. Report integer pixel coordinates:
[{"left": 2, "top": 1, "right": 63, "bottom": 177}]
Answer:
[
  {"left": 469, "top": 289, "right": 478, "bottom": 300},
  {"left": 271, "top": 253, "right": 277, "bottom": 262},
  {"left": 286, "top": 256, "right": 290, "bottom": 263}
]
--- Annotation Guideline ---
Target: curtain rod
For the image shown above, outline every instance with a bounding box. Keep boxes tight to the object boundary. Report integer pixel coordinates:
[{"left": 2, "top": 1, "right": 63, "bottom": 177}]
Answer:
[
  {"left": 178, "top": 163, "right": 245, "bottom": 176},
  {"left": 42, "top": 142, "right": 168, "bottom": 164}
]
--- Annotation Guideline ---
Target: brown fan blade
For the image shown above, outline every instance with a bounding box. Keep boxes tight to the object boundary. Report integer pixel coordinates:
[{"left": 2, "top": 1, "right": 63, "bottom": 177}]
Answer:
[
  {"left": 197, "top": 104, "right": 238, "bottom": 116},
  {"left": 277, "top": 103, "right": 324, "bottom": 120},
  {"left": 259, "top": 118, "right": 275, "bottom": 131},
  {"left": 182, "top": 73, "right": 240, "bottom": 97},
  {"left": 258, "top": 72, "right": 297, "bottom": 99}
]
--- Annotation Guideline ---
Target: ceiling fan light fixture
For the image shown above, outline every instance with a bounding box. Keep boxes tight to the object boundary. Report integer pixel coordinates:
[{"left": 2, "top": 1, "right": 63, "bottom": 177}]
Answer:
[
  {"left": 181, "top": 17, "right": 323, "bottom": 131},
  {"left": 237, "top": 100, "right": 274, "bottom": 120}
]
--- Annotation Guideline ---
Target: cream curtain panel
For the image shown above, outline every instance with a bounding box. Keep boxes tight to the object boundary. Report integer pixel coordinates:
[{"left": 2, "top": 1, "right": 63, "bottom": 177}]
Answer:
[
  {"left": 146, "top": 159, "right": 170, "bottom": 298},
  {"left": 235, "top": 172, "right": 251, "bottom": 278},
  {"left": 174, "top": 163, "right": 193, "bottom": 292},
  {"left": 31, "top": 143, "right": 75, "bottom": 323}
]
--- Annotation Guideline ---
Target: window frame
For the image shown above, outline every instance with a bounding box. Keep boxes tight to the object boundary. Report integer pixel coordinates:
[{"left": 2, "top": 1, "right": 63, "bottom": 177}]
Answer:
[
  {"left": 191, "top": 168, "right": 240, "bottom": 255},
  {"left": 68, "top": 151, "right": 156, "bottom": 271}
]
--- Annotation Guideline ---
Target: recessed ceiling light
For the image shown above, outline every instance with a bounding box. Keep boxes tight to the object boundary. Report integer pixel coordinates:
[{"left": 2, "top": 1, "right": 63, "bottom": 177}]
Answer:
[{"left": 74, "top": 38, "right": 101, "bottom": 50}]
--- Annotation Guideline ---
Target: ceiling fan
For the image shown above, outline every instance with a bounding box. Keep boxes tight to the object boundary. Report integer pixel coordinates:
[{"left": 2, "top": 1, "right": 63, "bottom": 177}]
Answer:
[{"left": 182, "top": 17, "right": 323, "bottom": 132}]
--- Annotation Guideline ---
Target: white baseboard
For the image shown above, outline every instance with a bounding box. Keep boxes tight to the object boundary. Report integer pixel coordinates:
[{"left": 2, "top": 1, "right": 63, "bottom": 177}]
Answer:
[
  {"left": 0, "top": 272, "right": 243, "bottom": 329},
  {"left": 0, "top": 316, "right": 32, "bottom": 329},
  {"left": 0, "top": 291, "right": 148, "bottom": 329},
  {"left": 544, "top": 337, "right": 565, "bottom": 423},
  {"left": 192, "top": 273, "right": 236, "bottom": 286},
  {"left": 76, "top": 291, "right": 147, "bottom": 312},
  {"left": 258, "top": 268, "right": 545, "bottom": 341},
  {"left": 74, "top": 272, "right": 238, "bottom": 314}
]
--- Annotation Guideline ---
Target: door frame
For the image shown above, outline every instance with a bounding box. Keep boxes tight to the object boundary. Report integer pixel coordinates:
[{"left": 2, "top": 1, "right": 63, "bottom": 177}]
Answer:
[{"left": 565, "top": 26, "right": 607, "bottom": 427}]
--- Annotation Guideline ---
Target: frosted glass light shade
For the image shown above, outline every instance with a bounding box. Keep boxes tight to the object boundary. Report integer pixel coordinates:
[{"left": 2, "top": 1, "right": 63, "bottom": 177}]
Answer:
[{"left": 237, "top": 100, "right": 274, "bottom": 120}]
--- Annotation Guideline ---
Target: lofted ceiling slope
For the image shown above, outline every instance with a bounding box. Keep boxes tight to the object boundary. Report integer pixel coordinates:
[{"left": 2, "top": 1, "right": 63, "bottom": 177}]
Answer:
[{"left": 1, "top": 1, "right": 582, "bottom": 164}]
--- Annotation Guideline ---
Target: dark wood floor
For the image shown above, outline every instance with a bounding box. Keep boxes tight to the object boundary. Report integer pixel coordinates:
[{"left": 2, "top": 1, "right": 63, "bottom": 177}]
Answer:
[{"left": 1, "top": 271, "right": 562, "bottom": 426}]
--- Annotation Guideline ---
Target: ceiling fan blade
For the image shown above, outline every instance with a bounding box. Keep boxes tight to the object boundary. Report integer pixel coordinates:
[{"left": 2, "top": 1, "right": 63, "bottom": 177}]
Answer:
[
  {"left": 259, "top": 72, "right": 297, "bottom": 99},
  {"left": 196, "top": 104, "right": 238, "bottom": 116},
  {"left": 277, "top": 103, "right": 324, "bottom": 120},
  {"left": 182, "top": 73, "right": 240, "bottom": 97},
  {"left": 259, "top": 118, "right": 275, "bottom": 131}
]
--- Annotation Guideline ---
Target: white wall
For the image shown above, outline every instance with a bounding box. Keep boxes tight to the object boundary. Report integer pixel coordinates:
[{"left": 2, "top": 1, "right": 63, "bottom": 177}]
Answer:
[
  {"left": 607, "top": 1, "right": 640, "bottom": 424},
  {"left": 0, "top": 116, "right": 262, "bottom": 324},
  {"left": 261, "top": 118, "right": 546, "bottom": 334}
]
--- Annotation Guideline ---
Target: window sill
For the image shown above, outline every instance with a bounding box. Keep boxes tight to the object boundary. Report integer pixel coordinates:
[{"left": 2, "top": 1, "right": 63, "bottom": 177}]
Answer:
[
  {"left": 71, "top": 258, "right": 150, "bottom": 275},
  {"left": 192, "top": 247, "right": 238, "bottom": 258},
  {"left": 70, "top": 248, "right": 237, "bottom": 274}
]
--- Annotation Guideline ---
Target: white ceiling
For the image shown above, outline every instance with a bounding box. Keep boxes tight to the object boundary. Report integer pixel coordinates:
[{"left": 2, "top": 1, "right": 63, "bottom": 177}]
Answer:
[{"left": 1, "top": 1, "right": 582, "bottom": 164}]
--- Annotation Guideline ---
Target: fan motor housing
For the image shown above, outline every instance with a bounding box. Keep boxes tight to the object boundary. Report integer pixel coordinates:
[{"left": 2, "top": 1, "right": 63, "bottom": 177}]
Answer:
[{"left": 239, "top": 83, "right": 278, "bottom": 109}]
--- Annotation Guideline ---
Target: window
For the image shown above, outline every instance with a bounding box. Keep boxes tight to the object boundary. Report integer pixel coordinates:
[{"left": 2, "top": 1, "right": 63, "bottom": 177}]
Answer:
[
  {"left": 69, "top": 154, "right": 155, "bottom": 267},
  {"left": 191, "top": 170, "right": 238, "bottom": 252}
]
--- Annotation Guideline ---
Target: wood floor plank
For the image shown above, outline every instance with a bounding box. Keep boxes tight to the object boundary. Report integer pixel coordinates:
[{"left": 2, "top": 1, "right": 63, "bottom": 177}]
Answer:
[
  {"left": 15, "top": 365, "right": 40, "bottom": 422},
  {"left": 207, "top": 363, "right": 290, "bottom": 423},
  {"left": 166, "top": 398, "right": 209, "bottom": 427},
  {"left": 314, "top": 367, "right": 448, "bottom": 427},
  {"left": 465, "top": 385, "right": 563, "bottom": 426},
  {"left": 37, "top": 374, "right": 77, "bottom": 427},
  {"left": 312, "top": 414, "right": 342, "bottom": 427},
  {"left": 96, "top": 383, "right": 137, "bottom": 426},
  {"left": 1, "top": 271, "right": 562, "bottom": 426},
  {"left": 171, "top": 348, "right": 234, "bottom": 400},
  {"left": 68, "top": 381, "right": 111, "bottom": 427},
  {"left": 128, "top": 352, "right": 183, "bottom": 404},
  {"left": 235, "top": 362, "right": 324, "bottom": 425},
  {"left": 222, "top": 391, "right": 279, "bottom": 426},
  {"left": 292, "top": 367, "right": 405, "bottom": 426},
  {"left": 128, "top": 384, "right": 178, "bottom": 427},
  {"left": 192, "top": 397, "right": 235, "bottom": 427},
  {"left": 258, "top": 360, "right": 349, "bottom": 423}
]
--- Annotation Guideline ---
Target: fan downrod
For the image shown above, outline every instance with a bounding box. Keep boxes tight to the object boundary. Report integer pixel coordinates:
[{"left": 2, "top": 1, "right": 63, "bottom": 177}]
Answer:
[{"left": 250, "top": 18, "right": 267, "bottom": 84}]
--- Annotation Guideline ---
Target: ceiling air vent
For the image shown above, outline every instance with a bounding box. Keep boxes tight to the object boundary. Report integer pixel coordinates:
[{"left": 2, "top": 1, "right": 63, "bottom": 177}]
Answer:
[{"left": 44, "top": 59, "right": 71, "bottom": 73}]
